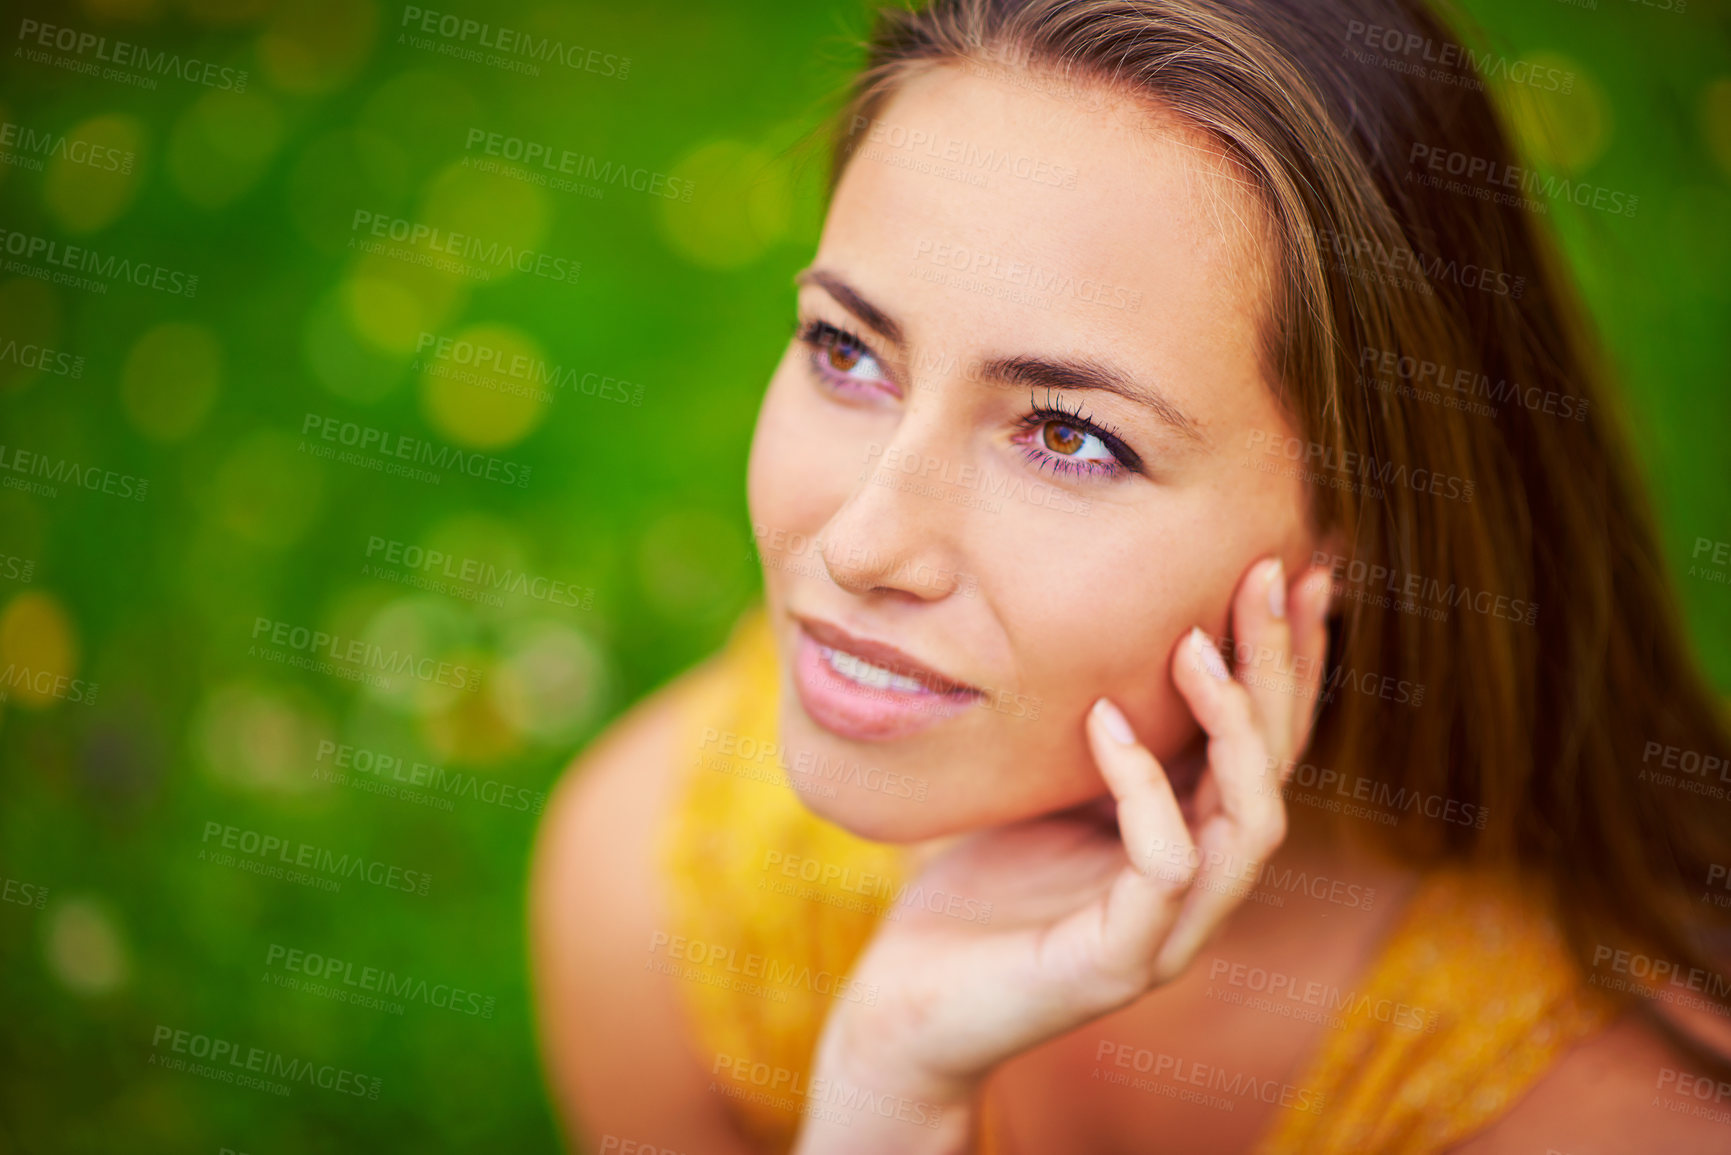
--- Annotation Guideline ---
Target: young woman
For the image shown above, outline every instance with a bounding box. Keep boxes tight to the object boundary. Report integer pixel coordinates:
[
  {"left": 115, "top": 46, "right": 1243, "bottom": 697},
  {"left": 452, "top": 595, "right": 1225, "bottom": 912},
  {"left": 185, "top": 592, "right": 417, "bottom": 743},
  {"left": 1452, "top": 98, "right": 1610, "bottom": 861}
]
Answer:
[{"left": 531, "top": 0, "right": 1731, "bottom": 1151}]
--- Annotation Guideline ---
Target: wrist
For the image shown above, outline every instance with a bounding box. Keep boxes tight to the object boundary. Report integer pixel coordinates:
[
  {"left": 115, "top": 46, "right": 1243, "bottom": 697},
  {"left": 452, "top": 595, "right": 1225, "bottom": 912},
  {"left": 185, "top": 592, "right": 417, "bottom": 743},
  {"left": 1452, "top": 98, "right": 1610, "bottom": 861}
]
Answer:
[
  {"left": 791, "top": 1011, "right": 982, "bottom": 1155},
  {"left": 814, "top": 993, "right": 986, "bottom": 1106}
]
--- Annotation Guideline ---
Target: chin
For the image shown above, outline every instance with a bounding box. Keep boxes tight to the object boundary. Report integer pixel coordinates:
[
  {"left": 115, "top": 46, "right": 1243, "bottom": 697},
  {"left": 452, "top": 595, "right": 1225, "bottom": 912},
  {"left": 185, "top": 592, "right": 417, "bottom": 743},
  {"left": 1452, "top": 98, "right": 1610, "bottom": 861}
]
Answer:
[
  {"left": 787, "top": 779, "right": 950, "bottom": 844},
  {"left": 774, "top": 702, "right": 1103, "bottom": 844},
  {"left": 773, "top": 703, "right": 960, "bottom": 843}
]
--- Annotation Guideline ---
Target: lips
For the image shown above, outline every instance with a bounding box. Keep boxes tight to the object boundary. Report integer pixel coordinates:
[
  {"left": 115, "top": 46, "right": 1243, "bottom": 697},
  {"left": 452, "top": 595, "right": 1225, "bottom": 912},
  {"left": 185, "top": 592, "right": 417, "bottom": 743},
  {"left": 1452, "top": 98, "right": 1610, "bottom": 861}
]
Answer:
[
  {"left": 797, "top": 617, "right": 978, "bottom": 695},
  {"left": 790, "top": 615, "right": 983, "bottom": 742}
]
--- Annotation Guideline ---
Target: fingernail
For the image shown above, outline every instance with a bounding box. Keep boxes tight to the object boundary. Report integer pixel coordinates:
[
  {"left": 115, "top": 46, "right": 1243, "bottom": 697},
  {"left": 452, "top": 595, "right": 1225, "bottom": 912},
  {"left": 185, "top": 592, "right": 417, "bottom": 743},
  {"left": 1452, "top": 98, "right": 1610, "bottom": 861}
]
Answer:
[
  {"left": 1093, "top": 697, "right": 1136, "bottom": 745},
  {"left": 1266, "top": 558, "right": 1286, "bottom": 619},
  {"left": 1190, "top": 627, "right": 1230, "bottom": 681}
]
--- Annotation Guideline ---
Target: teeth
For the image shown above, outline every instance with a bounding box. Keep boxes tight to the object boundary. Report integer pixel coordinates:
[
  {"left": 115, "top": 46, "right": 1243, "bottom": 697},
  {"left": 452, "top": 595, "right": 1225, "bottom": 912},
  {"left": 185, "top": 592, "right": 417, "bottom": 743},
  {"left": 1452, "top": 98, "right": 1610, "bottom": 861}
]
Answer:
[{"left": 821, "top": 645, "right": 931, "bottom": 694}]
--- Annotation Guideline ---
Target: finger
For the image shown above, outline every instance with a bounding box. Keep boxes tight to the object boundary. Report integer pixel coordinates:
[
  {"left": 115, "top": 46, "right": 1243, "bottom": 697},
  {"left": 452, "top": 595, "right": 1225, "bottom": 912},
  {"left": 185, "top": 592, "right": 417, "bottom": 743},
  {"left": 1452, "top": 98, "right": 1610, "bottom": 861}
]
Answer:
[
  {"left": 1173, "top": 626, "right": 1272, "bottom": 824},
  {"left": 1086, "top": 697, "right": 1194, "bottom": 885},
  {"left": 1036, "top": 698, "right": 1196, "bottom": 1003},
  {"left": 1153, "top": 629, "right": 1289, "bottom": 974},
  {"left": 1286, "top": 566, "right": 1334, "bottom": 758},
  {"left": 1229, "top": 556, "right": 1295, "bottom": 754},
  {"left": 1152, "top": 810, "right": 1282, "bottom": 975}
]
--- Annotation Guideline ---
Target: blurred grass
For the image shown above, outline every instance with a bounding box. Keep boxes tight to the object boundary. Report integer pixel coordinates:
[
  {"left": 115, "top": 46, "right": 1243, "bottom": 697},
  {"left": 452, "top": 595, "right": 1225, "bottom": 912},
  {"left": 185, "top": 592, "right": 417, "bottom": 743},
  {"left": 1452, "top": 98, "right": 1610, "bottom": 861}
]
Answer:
[{"left": 0, "top": 0, "right": 1725, "bottom": 1152}]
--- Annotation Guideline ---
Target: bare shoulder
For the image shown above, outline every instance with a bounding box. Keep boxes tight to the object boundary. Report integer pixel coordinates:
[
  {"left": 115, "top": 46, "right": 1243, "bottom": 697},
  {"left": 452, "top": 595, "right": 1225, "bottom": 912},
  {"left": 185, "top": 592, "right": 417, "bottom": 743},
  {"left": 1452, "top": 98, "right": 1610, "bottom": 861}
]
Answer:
[
  {"left": 1451, "top": 1009, "right": 1731, "bottom": 1154},
  {"left": 528, "top": 652, "right": 753, "bottom": 1154}
]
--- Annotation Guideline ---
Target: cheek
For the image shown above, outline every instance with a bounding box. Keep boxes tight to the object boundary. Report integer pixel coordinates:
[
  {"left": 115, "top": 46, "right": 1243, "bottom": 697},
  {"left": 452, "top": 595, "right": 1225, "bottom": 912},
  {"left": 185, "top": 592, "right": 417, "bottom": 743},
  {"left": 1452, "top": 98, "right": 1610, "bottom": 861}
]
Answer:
[
  {"left": 984, "top": 512, "right": 1237, "bottom": 758},
  {"left": 747, "top": 362, "right": 854, "bottom": 538},
  {"left": 747, "top": 377, "right": 820, "bottom": 581}
]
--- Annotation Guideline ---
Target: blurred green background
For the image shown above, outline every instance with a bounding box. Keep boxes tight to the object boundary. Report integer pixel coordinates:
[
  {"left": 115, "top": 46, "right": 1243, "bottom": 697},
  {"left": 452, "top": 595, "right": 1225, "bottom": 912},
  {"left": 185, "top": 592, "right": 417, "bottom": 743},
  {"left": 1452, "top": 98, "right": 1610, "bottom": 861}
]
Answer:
[{"left": 0, "top": 0, "right": 1726, "bottom": 1151}]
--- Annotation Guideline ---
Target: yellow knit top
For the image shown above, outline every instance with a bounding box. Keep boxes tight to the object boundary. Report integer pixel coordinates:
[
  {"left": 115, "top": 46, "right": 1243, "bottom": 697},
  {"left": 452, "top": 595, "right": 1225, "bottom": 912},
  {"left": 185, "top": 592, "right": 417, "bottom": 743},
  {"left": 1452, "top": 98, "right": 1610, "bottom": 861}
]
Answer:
[{"left": 656, "top": 608, "right": 1618, "bottom": 1153}]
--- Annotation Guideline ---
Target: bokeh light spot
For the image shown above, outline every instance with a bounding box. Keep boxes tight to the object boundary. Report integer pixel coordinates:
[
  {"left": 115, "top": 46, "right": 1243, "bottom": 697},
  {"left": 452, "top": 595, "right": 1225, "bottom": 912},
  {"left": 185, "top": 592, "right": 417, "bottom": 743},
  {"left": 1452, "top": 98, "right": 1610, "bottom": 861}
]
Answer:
[
  {"left": 419, "top": 674, "right": 520, "bottom": 766},
  {"left": 360, "top": 595, "right": 478, "bottom": 716},
  {"left": 168, "top": 89, "right": 285, "bottom": 210},
  {"left": 210, "top": 429, "right": 326, "bottom": 549},
  {"left": 120, "top": 322, "right": 223, "bottom": 441},
  {"left": 343, "top": 271, "right": 428, "bottom": 355},
  {"left": 349, "top": 251, "right": 469, "bottom": 345},
  {"left": 491, "top": 618, "right": 605, "bottom": 744},
  {"left": 1496, "top": 53, "right": 1608, "bottom": 176},
  {"left": 43, "top": 114, "right": 147, "bottom": 234},
  {"left": 257, "top": 0, "right": 380, "bottom": 95},
  {"left": 45, "top": 896, "right": 131, "bottom": 997},
  {"left": 418, "top": 322, "right": 552, "bottom": 450},
  {"left": 302, "top": 283, "right": 412, "bottom": 403},
  {"left": 418, "top": 161, "right": 553, "bottom": 285},
  {"left": 0, "top": 591, "right": 80, "bottom": 709},
  {"left": 196, "top": 680, "right": 329, "bottom": 794},
  {"left": 658, "top": 140, "right": 791, "bottom": 269}
]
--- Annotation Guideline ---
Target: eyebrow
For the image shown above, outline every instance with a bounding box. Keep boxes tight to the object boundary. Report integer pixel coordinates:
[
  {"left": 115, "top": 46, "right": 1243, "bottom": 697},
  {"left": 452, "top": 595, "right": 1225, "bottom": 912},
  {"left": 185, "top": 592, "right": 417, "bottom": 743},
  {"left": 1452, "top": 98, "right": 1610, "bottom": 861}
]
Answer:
[
  {"left": 796, "top": 266, "right": 1205, "bottom": 444},
  {"left": 796, "top": 268, "right": 903, "bottom": 345},
  {"left": 980, "top": 355, "right": 1203, "bottom": 443}
]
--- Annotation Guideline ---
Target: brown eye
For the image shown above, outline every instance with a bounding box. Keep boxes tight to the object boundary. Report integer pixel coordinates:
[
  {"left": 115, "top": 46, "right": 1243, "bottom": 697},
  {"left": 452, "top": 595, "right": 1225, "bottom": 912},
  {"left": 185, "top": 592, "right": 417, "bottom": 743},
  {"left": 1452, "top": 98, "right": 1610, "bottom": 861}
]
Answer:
[
  {"left": 826, "top": 340, "right": 864, "bottom": 373},
  {"left": 1043, "top": 422, "right": 1086, "bottom": 455},
  {"left": 807, "top": 324, "right": 886, "bottom": 383}
]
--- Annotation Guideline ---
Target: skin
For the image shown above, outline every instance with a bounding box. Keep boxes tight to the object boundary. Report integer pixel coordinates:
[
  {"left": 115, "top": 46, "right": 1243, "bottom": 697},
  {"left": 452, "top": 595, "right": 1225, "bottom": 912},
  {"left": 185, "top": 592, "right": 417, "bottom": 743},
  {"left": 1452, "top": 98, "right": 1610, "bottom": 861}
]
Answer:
[
  {"left": 530, "top": 61, "right": 1731, "bottom": 1155},
  {"left": 750, "top": 62, "right": 1321, "bottom": 843}
]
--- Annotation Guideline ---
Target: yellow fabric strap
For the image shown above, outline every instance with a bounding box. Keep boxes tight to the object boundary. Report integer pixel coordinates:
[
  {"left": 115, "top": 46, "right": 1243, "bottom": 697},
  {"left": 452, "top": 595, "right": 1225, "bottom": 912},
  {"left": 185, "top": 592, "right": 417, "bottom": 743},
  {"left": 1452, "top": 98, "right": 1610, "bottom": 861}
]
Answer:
[{"left": 1250, "top": 868, "right": 1617, "bottom": 1154}]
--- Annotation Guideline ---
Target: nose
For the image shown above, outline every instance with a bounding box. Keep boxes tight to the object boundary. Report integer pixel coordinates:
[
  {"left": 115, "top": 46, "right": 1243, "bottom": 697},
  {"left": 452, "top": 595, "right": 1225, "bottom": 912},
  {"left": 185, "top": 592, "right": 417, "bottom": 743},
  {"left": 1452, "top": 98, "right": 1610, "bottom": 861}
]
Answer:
[{"left": 819, "top": 430, "right": 976, "bottom": 603}]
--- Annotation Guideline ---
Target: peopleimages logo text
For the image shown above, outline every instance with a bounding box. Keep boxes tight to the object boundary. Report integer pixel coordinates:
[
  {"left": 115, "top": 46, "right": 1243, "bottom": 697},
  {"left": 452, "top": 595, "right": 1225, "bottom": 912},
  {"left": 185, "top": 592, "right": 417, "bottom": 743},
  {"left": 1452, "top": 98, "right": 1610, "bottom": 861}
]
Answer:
[
  {"left": 266, "top": 943, "right": 496, "bottom": 1018},
  {"left": 0, "top": 443, "right": 149, "bottom": 501},
  {"left": 462, "top": 129, "right": 691, "bottom": 202},
  {"left": 350, "top": 210, "right": 581, "bottom": 287},
  {"left": 15, "top": 19, "right": 250, "bottom": 90},
  {"left": 0, "top": 226, "right": 198, "bottom": 297},
  {"left": 249, "top": 616, "right": 482, "bottom": 692},
  {"left": 398, "top": 7, "right": 629, "bottom": 79},
  {"left": 414, "top": 332, "right": 642, "bottom": 406},
  {"left": 200, "top": 821, "right": 433, "bottom": 896},
  {"left": 316, "top": 740, "right": 548, "bottom": 815},
  {"left": 0, "top": 120, "right": 134, "bottom": 173},
  {"left": 299, "top": 413, "right": 533, "bottom": 488},
  {"left": 150, "top": 1025, "right": 380, "bottom": 1098}
]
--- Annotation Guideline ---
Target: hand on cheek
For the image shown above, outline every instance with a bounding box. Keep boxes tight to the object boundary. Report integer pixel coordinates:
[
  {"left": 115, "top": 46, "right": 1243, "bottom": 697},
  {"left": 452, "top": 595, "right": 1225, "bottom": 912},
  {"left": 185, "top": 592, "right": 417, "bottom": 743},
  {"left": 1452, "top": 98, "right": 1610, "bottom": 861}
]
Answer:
[
  {"left": 796, "top": 561, "right": 1337, "bottom": 1127},
  {"left": 1087, "top": 555, "right": 1334, "bottom": 976}
]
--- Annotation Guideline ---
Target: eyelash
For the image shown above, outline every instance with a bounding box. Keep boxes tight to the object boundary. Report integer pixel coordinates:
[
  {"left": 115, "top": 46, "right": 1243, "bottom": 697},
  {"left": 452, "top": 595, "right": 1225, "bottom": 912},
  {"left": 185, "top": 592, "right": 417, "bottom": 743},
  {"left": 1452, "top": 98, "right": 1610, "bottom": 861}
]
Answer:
[
  {"left": 793, "top": 316, "right": 1142, "bottom": 480},
  {"left": 796, "top": 318, "right": 895, "bottom": 398},
  {"left": 1014, "top": 391, "right": 1141, "bottom": 479}
]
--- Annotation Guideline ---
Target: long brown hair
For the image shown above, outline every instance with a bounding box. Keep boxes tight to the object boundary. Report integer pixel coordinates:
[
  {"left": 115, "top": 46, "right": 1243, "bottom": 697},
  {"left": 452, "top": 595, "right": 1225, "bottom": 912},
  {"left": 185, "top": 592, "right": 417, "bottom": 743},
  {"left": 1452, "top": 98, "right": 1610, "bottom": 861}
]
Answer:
[{"left": 825, "top": 0, "right": 1731, "bottom": 1055}]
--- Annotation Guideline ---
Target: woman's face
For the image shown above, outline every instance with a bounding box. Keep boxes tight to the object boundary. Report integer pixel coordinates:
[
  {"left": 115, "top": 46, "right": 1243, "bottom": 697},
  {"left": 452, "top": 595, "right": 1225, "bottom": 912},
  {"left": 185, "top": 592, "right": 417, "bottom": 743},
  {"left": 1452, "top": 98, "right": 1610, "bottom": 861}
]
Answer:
[{"left": 747, "top": 63, "right": 1319, "bottom": 842}]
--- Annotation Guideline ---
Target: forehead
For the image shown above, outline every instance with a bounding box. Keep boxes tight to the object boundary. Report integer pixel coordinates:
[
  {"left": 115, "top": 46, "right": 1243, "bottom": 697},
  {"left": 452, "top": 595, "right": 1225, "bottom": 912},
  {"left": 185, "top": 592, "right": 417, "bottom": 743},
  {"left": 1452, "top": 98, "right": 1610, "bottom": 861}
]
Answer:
[{"left": 821, "top": 62, "right": 1277, "bottom": 396}]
